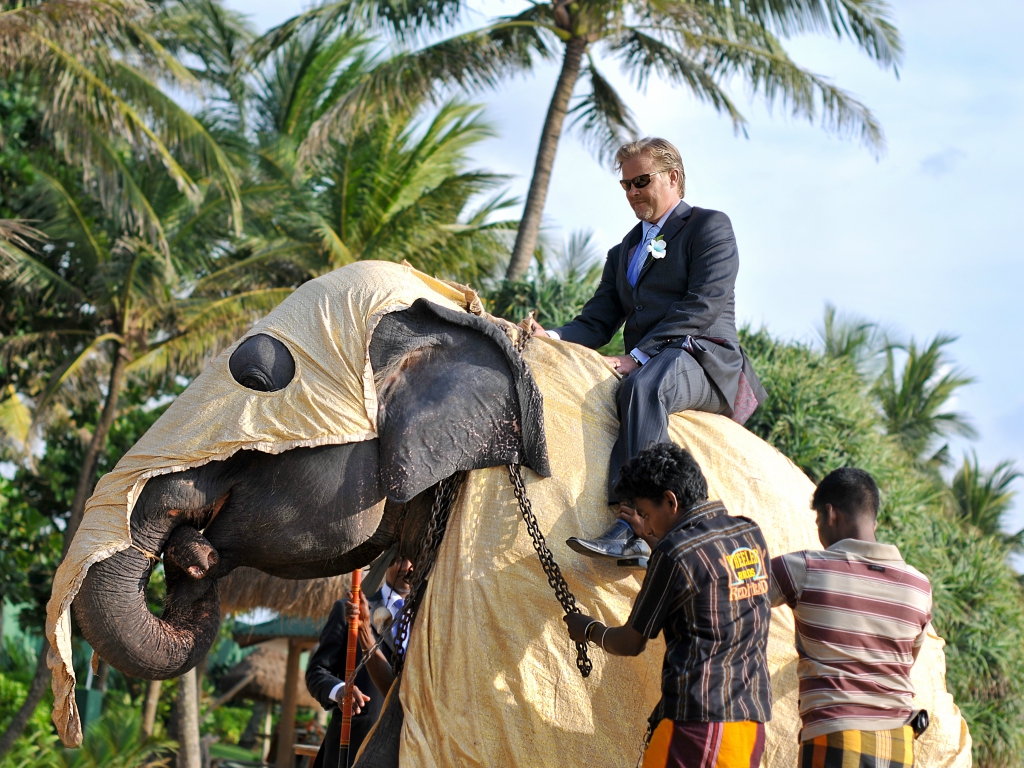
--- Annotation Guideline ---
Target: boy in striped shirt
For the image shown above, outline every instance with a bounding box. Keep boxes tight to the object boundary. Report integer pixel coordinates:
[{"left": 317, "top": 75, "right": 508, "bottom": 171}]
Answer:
[{"left": 771, "top": 468, "right": 932, "bottom": 768}]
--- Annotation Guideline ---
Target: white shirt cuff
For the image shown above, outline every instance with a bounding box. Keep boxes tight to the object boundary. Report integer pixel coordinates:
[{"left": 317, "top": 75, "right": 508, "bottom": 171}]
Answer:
[
  {"left": 547, "top": 330, "right": 560, "bottom": 341},
  {"left": 629, "top": 347, "right": 650, "bottom": 365},
  {"left": 329, "top": 681, "right": 345, "bottom": 703}
]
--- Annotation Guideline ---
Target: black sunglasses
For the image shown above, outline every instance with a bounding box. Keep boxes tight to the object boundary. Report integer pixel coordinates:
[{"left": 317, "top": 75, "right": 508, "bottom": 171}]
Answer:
[{"left": 619, "top": 170, "right": 665, "bottom": 191}]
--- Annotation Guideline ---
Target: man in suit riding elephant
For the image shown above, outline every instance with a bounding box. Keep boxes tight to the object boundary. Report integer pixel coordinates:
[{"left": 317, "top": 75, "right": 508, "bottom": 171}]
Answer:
[{"left": 532, "top": 137, "right": 766, "bottom": 561}]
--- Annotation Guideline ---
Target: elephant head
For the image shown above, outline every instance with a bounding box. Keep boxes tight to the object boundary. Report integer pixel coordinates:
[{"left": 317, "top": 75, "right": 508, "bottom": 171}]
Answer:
[{"left": 70, "top": 294, "right": 549, "bottom": 681}]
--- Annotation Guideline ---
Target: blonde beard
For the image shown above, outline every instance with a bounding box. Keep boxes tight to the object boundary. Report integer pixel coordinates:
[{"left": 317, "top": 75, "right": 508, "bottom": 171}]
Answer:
[{"left": 632, "top": 201, "right": 655, "bottom": 221}]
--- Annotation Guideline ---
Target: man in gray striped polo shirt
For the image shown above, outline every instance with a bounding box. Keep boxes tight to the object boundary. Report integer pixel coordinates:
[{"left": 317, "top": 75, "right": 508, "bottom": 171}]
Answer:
[{"left": 770, "top": 468, "right": 933, "bottom": 768}]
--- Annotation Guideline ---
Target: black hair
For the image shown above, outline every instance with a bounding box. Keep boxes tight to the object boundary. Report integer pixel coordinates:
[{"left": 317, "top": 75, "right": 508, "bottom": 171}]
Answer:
[
  {"left": 812, "top": 467, "right": 880, "bottom": 520},
  {"left": 613, "top": 443, "right": 708, "bottom": 509}
]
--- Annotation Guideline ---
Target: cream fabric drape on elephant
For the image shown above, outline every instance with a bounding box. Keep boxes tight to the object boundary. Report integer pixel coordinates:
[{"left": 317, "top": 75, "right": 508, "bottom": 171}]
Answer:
[
  {"left": 45, "top": 261, "right": 479, "bottom": 747},
  {"left": 396, "top": 336, "right": 971, "bottom": 768}
]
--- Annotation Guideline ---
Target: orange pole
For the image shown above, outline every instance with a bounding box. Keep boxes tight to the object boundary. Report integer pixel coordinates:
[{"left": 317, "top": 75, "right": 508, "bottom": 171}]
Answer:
[{"left": 340, "top": 568, "right": 362, "bottom": 757}]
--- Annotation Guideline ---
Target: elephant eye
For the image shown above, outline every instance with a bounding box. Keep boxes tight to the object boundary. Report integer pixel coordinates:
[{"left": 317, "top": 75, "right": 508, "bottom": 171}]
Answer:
[{"left": 229, "top": 334, "right": 295, "bottom": 392}]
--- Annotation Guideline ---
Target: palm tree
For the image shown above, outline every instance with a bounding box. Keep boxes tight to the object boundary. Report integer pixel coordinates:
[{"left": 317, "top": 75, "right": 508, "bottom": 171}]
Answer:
[
  {"left": 266, "top": 0, "right": 904, "bottom": 279},
  {"left": 0, "top": 0, "right": 245, "bottom": 238},
  {"left": 873, "top": 334, "right": 976, "bottom": 468},
  {"left": 950, "top": 452, "right": 1023, "bottom": 550},
  {"left": 167, "top": 20, "right": 517, "bottom": 311}
]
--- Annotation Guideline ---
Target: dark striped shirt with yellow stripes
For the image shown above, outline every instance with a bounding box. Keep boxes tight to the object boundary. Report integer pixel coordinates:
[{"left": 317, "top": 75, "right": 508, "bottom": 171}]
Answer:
[{"left": 628, "top": 500, "right": 773, "bottom": 725}]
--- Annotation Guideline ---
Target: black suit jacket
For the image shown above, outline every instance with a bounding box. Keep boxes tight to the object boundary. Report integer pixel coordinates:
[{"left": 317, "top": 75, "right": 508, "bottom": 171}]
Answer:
[
  {"left": 553, "top": 202, "right": 765, "bottom": 417},
  {"left": 306, "top": 592, "right": 395, "bottom": 767}
]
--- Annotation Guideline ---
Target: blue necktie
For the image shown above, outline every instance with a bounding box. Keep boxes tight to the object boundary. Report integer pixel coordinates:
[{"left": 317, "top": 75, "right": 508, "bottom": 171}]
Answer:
[
  {"left": 392, "top": 598, "right": 407, "bottom": 652},
  {"left": 628, "top": 225, "right": 657, "bottom": 286}
]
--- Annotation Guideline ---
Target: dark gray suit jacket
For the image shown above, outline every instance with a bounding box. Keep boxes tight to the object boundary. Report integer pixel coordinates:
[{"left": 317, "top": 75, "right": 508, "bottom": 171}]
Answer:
[{"left": 552, "top": 201, "right": 765, "bottom": 419}]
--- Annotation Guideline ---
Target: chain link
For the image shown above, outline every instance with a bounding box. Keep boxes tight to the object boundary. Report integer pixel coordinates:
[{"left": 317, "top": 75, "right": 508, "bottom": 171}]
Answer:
[
  {"left": 508, "top": 463, "right": 592, "bottom": 677},
  {"left": 392, "top": 471, "right": 465, "bottom": 674}
]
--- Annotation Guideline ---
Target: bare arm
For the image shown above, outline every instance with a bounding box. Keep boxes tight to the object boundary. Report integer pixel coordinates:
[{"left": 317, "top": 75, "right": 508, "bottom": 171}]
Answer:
[
  {"left": 564, "top": 614, "right": 647, "bottom": 657},
  {"left": 347, "top": 594, "right": 396, "bottom": 695}
]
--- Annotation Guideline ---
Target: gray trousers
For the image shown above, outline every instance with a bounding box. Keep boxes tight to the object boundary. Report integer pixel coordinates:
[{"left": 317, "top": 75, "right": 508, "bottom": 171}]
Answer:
[{"left": 609, "top": 348, "right": 728, "bottom": 501}]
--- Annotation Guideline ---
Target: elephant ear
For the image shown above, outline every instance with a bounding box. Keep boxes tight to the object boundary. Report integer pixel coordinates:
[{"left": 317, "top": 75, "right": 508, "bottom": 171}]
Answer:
[{"left": 370, "top": 299, "right": 550, "bottom": 503}]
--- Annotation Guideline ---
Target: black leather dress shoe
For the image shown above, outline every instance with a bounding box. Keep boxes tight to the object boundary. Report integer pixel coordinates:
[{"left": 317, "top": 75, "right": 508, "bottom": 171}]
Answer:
[{"left": 566, "top": 520, "right": 652, "bottom": 559}]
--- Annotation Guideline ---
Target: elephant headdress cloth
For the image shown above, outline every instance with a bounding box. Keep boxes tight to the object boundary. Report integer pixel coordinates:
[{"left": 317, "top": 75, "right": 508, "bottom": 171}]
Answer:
[
  {"left": 45, "top": 261, "right": 500, "bottom": 746},
  {"left": 385, "top": 339, "right": 972, "bottom": 767}
]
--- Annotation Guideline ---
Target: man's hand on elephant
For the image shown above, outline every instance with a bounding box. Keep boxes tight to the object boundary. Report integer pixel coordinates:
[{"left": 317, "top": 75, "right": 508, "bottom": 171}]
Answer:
[
  {"left": 603, "top": 354, "right": 640, "bottom": 375},
  {"left": 564, "top": 613, "right": 598, "bottom": 644},
  {"left": 530, "top": 317, "right": 550, "bottom": 338},
  {"left": 333, "top": 683, "right": 370, "bottom": 713}
]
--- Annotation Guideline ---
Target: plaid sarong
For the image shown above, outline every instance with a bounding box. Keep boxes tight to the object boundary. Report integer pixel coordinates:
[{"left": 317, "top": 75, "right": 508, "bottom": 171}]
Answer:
[
  {"left": 642, "top": 720, "right": 765, "bottom": 768},
  {"left": 799, "top": 726, "right": 915, "bottom": 768}
]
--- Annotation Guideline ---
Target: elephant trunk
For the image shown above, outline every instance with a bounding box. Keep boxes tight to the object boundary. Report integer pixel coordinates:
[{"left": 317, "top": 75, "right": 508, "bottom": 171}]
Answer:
[{"left": 73, "top": 525, "right": 221, "bottom": 680}]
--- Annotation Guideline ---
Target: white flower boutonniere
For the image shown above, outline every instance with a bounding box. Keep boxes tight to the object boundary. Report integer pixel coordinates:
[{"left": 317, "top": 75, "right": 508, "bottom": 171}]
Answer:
[{"left": 647, "top": 235, "right": 667, "bottom": 259}]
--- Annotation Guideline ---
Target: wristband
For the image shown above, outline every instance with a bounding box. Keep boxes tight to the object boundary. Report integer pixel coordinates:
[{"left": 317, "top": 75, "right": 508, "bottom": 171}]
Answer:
[{"left": 583, "top": 620, "right": 600, "bottom": 646}]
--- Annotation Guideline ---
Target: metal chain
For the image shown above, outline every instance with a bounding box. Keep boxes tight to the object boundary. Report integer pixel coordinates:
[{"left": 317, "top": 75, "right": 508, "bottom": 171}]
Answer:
[
  {"left": 392, "top": 471, "right": 465, "bottom": 674},
  {"left": 505, "top": 311, "right": 592, "bottom": 677},
  {"left": 508, "top": 463, "right": 592, "bottom": 677},
  {"left": 342, "top": 472, "right": 465, "bottom": 691}
]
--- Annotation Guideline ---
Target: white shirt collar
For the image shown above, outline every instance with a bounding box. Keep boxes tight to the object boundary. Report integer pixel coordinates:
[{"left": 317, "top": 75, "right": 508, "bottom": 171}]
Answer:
[
  {"left": 641, "top": 199, "right": 682, "bottom": 238},
  {"left": 380, "top": 581, "right": 405, "bottom": 615}
]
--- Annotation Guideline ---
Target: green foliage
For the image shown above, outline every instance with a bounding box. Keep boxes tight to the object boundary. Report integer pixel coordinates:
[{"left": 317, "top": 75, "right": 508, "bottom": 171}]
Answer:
[
  {"left": 485, "top": 232, "right": 603, "bottom": 328},
  {"left": 874, "top": 335, "right": 977, "bottom": 468},
  {"left": 0, "top": 669, "right": 58, "bottom": 768},
  {"left": 201, "top": 706, "right": 251, "bottom": 746},
  {"left": 0, "top": 479, "right": 62, "bottom": 620},
  {"left": 950, "top": 453, "right": 1023, "bottom": 549},
  {"left": 62, "top": 699, "right": 175, "bottom": 768}
]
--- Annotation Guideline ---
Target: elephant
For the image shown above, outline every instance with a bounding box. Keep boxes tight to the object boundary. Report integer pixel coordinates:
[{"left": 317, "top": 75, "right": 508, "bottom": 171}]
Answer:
[{"left": 47, "top": 261, "right": 970, "bottom": 768}]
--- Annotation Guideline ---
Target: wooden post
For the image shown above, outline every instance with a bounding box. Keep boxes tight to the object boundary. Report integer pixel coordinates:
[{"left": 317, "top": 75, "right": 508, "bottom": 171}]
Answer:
[
  {"left": 276, "top": 638, "right": 301, "bottom": 768},
  {"left": 176, "top": 669, "right": 201, "bottom": 768},
  {"left": 340, "top": 567, "right": 362, "bottom": 763}
]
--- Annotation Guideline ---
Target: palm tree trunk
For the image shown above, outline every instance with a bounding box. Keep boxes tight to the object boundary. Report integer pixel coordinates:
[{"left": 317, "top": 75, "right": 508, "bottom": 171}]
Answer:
[
  {"left": 0, "top": 341, "right": 129, "bottom": 758},
  {"left": 0, "top": 640, "right": 51, "bottom": 761},
  {"left": 506, "top": 36, "right": 587, "bottom": 281},
  {"left": 142, "top": 679, "right": 163, "bottom": 739},
  {"left": 63, "top": 341, "right": 128, "bottom": 553}
]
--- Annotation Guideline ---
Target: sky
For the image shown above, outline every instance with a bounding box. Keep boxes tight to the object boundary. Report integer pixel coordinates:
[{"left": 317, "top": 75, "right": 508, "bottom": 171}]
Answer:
[{"left": 224, "top": 0, "right": 1024, "bottom": 528}]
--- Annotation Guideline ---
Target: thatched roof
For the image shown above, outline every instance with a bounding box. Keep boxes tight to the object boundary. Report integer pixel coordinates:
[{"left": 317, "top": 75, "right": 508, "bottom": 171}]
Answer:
[
  {"left": 217, "top": 645, "right": 321, "bottom": 709},
  {"left": 218, "top": 567, "right": 350, "bottom": 619}
]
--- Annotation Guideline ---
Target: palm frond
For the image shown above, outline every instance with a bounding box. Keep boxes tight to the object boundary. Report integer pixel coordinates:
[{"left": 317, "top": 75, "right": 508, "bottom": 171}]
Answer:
[
  {"left": 685, "top": 29, "right": 885, "bottom": 151},
  {"left": 0, "top": 0, "right": 150, "bottom": 69},
  {"left": 0, "top": 384, "right": 33, "bottom": 451},
  {"left": 0, "top": 219, "right": 46, "bottom": 251},
  {"left": 607, "top": 28, "right": 747, "bottom": 131},
  {"left": 0, "top": 231, "right": 84, "bottom": 304},
  {"left": 129, "top": 288, "right": 294, "bottom": 380},
  {"left": 30, "top": 332, "right": 123, "bottom": 423},
  {"left": 951, "top": 452, "right": 1023, "bottom": 546},
  {"left": 81, "top": 127, "right": 169, "bottom": 253},
  {"left": 725, "top": 0, "right": 903, "bottom": 70},
  {"left": 874, "top": 334, "right": 977, "bottom": 463},
  {"left": 299, "top": 23, "right": 548, "bottom": 162},
  {"left": 568, "top": 58, "right": 640, "bottom": 165}
]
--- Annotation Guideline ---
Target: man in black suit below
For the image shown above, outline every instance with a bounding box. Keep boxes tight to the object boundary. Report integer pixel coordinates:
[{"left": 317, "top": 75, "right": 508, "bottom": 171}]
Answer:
[
  {"left": 306, "top": 557, "right": 412, "bottom": 767},
  {"left": 532, "top": 137, "right": 766, "bottom": 561}
]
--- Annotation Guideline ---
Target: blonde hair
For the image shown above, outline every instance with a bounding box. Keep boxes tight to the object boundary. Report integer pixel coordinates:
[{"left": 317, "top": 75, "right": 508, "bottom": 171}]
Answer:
[{"left": 614, "top": 137, "right": 685, "bottom": 197}]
